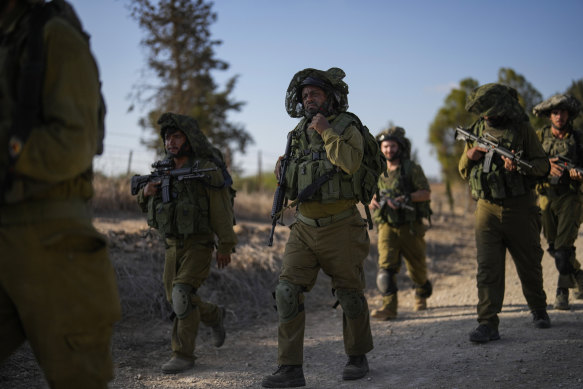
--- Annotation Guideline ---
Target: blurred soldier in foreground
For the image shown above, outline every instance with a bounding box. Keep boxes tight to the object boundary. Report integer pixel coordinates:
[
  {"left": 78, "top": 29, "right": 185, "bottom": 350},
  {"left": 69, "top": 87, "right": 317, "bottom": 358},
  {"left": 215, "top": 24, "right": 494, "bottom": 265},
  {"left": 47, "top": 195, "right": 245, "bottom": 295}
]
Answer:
[
  {"left": 136, "top": 113, "right": 236, "bottom": 374},
  {"left": 533, "top": 94, "right": 583, "bottom": 310},
  {"left": 262, "top": 68, "right": 375, "bottom": 387},
  {"left": 0, "top": 0, "right": 121, "bottom": 387},
  {"left": 369, "top": 126, "right": 432, "bottom": 320},
  {"left": 458, "top": 83, "right": 551, "bottom": 343}
]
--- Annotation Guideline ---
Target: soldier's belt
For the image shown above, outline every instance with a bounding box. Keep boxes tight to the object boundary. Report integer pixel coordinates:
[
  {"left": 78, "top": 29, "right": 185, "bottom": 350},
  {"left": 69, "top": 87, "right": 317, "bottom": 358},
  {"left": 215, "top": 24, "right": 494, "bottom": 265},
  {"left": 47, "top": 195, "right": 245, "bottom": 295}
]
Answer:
[
  {"left": 0, "top": 199, "right": 91, "bottom": 225},
  {"left": 296, "top": 207, "right": 355, "bottom": 228}
]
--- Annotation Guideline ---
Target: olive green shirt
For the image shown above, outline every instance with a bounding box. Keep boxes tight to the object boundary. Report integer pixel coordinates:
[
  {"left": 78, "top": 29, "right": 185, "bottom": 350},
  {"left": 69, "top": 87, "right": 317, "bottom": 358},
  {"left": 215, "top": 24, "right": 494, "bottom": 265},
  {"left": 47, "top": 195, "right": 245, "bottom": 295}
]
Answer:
[
  {"left": 299, "top": 123, "right": 363, "bottom": 218},
  {"left": 1, "top": 3, "right": 101, "bottom": 204}
]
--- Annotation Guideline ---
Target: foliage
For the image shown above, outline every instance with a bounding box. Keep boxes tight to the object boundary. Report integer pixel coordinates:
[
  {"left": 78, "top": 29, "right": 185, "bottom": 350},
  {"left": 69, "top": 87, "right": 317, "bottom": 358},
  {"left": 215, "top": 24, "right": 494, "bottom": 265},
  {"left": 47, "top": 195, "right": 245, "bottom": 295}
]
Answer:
[
  {"left": 428, "top": 78, "right": 479, "bottom": 185},
  {"left": 128, "top": 0, "right": 253, "bottom": 167},
  {"left": 566, "top": 78, "right": 583, "bottom": 130}
]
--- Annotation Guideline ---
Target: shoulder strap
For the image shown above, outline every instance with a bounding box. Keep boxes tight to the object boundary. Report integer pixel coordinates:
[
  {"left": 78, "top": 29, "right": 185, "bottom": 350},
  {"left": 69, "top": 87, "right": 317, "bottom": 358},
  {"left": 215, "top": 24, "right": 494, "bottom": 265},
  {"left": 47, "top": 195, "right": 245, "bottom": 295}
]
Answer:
[
  {"left": 7, "top": 3, "right": 51, "bottom": 165},
  {"left": 331, "top": 112, "right": 360, "bottom": 135}
]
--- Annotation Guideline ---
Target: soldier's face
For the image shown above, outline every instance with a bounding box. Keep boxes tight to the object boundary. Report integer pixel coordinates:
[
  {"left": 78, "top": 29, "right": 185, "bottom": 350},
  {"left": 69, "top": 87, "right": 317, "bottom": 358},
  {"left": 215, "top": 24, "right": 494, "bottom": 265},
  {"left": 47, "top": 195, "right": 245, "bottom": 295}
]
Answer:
[
  {"left": 381, "top": 140, "right": 400, "bottom": 162},
  {"left": 165, "top": 130, "right": 188, "bottom": 156},
  {"left": 302, "top": 85, "right": 327, "bottom": 115},
  {"left": 550, "top": 109, "right": 569, "bottom": 130}
]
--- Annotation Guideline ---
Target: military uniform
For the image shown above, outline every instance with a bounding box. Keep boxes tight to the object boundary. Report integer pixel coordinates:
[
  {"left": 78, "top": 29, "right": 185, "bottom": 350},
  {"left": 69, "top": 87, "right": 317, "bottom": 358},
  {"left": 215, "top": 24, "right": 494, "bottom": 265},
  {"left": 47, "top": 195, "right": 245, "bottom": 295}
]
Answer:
[
  {"left": 533, "top": 94, "right": 583, "bottom": 309},
  {"left": 137, "top": 113, "right": 237, "bottom": 370},
  {"left": 263, "top": 68, "right": 373, "bottom": 388},
  {"left": 373, "top": 156, "right": 432, "bottom": 318},
  {"left": 459, "top": 84, "right": 550, "bottom": 342},
  {"left": 0, "top": 2, "right": 121, "bottom": 387}
]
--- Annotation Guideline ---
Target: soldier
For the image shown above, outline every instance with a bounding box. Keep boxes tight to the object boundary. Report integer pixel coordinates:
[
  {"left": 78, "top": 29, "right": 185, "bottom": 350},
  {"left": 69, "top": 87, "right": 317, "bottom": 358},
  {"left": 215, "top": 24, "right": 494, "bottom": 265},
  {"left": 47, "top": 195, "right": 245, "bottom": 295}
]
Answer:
[
  {"left": 136, "top": 113, "right": 237, "bottom": 374},
  {"left": 459, "top": 83, "right": 551, "bottom": 343},
  {"left": 533, "top": 94, "right": 583, "bottom": 310},
  {"left": 261, "top": 68, "right": 373, "bottom": 388},
  {"left": 0, "top": 0, "right": 121, "bottom": 387},
  {"left": 369, "top": 126, "right": 433, "bottom": 320}
]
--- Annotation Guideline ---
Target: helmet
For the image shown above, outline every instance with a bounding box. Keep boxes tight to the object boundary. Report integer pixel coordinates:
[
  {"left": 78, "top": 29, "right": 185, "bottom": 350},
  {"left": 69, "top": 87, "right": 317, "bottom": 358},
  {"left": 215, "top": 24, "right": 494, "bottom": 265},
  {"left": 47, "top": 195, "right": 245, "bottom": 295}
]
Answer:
[
  {"left": 376, "top": 126, "right": 411, "bottom": 159},
  {"left": 532, "top": 94, "right": 581, "bottom": 120},
  {"left": 285, "top": 67, "right": 349, "bottom": 118},
  {"left": 465, "top": 83, "right": 528, "bottom": 122}
]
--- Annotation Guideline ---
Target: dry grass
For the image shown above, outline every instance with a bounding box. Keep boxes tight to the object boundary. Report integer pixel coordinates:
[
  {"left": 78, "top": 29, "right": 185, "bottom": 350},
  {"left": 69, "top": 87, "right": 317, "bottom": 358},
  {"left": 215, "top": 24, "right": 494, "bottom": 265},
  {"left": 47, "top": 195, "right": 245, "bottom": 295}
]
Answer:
[{"left": 94, "top": 178, "right": 471, "bottom": 327}]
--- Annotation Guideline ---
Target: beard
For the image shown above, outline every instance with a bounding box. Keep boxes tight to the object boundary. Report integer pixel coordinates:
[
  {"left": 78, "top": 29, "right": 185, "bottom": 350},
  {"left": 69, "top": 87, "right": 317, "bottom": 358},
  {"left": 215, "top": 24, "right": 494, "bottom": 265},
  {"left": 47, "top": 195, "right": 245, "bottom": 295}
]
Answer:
[
  {"left": 167, "top": 143, "right": 191, "bottom": 158},
  {"left": 485, "top": 116, "right": 505, "bottom": 128},
  {"left": 304, "top": 100, "right": 332, "bottom": 119}
]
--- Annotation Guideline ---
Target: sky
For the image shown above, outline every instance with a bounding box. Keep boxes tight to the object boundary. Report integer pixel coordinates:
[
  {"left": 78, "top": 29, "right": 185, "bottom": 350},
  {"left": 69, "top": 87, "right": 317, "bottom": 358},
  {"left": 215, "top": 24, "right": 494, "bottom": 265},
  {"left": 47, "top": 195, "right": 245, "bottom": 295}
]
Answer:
[{"left": 69, "top": 0, "right": 583, "bottom": 180}]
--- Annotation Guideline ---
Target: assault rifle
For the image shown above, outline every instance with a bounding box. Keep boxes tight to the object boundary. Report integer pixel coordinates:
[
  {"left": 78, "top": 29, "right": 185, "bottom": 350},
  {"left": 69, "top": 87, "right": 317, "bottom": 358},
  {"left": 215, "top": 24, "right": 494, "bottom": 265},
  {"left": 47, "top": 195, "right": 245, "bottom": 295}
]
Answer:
[
  {"left": 268, "top": 132, "right": 293, "bottom": 247},
  {"left": 378, "top": 189, "right": 415, "bottom": 211},
  {"left": 550, "top": 155, "right": 583, "bottom": 184},
  {"left": 130, "top": 159, "right": 217, "bottom": 203},
  {"left": 454, "top": 126, "right": 533, "bottom": 173}
]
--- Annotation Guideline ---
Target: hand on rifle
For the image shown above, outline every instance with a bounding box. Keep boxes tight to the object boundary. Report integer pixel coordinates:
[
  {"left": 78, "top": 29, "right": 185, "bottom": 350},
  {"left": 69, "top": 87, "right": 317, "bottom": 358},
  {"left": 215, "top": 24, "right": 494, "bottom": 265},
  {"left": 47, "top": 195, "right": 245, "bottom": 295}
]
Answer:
[
  {"left": 368, "top": 194, "right": 380, "bottom": 210},
  {"left": 569, "top": 168, "right": 583, "bottom": 181},
  {"left": 466, "top": 146, "right": 487, "bottom": 161},
  {"left": 501, "top": 150, "right": 517, "bottom": 172},
  {"left": 143, "top": 181, "right": 160, "bottom": 197},
  {"left": 548, "top": 156, "right": 565, "bottom": 178}
]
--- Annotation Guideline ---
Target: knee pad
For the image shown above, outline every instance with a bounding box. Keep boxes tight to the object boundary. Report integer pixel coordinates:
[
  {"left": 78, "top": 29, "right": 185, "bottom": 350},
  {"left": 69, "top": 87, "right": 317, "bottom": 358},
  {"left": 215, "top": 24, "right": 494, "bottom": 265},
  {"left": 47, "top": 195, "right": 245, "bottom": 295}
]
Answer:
[
  {"left": 275, "top": 281, "right": 303, "bottom": 323},
  {"left": 416, "top": 280, "right": 433, "bottom": 298},
  {"left": 172, "top": 283, "right": 194, "bottom": 319},
  {"left": 335, "top": 288, "right": 365, "bottom": 319},
  {"left": 554, "top": 248, "right": 575, "bottom": 275},
  {"left": 376, "top": 269, "right": 398, "bottom": 296}
]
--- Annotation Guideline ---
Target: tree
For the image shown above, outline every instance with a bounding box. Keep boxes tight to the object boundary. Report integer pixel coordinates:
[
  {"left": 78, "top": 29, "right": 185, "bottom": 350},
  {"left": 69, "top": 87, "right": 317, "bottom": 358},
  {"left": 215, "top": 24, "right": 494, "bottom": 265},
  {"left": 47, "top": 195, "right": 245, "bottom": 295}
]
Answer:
[
  {"left": 428, "top": 78, "right": 479, "bottom": 185},
  {"left": 128, "top": 0, "right": 253, "bottom": 166},
  {"left": 497, "top": 68, "right": 544, "bottom": 129},
  {"left": 566, "top": 79, "right": 583, "bottom": 130},
  {"left": 427, "top": 78, "right": 478, "bottom": 212}
]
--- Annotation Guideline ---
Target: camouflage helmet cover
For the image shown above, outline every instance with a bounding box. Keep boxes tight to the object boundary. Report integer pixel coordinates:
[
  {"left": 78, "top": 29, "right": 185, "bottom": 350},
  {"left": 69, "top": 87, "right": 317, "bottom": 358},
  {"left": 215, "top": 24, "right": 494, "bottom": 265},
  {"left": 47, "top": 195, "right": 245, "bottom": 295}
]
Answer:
[
  {"left": 285, "top": 67, "right": 349, "bottom": 118},
  {"left": 157, "top": 112, "right": 213, "bottom": 158},
  {"left": 376, "top": 126, "right": 411, "bottom": 159},
  {"left": 465, "top": 83, "right": 527, "bottom": 122},
  {"left": 532, "top": 93, "right": 581, "bottom": 119}
]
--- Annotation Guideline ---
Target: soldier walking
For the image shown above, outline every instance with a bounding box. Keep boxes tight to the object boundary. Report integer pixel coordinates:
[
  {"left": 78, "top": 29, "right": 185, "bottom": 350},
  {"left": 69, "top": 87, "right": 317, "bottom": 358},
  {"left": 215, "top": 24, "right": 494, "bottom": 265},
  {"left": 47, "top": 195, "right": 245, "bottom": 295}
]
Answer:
[
  {"left": 369, "top": 126, "right": 433, "bottom": 320},
  {"left": 136, "top": 113, "right": 236, "bottom": 374},
  {"left": 262, "top": 68, "right": 374, "bottom": 387},
  {"left": 458, "top": 83, "right": 551, "bottom": 343},
  {"left": 533, "top": 94, "right": 583, "bottom": 310}
]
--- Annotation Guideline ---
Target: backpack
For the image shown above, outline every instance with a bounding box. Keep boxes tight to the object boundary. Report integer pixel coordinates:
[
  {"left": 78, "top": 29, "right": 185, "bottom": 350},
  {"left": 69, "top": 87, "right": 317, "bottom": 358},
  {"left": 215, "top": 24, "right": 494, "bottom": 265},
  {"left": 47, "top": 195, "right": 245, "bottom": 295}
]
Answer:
[
  {"left": 331, "top": 112, "right": 387, "bottom": 228},
  {"left": 7, "top": 0, "right": 105, "bottom": 170},
  {"left": 207, "top": 146, "right": 237, "bottom": 226}
]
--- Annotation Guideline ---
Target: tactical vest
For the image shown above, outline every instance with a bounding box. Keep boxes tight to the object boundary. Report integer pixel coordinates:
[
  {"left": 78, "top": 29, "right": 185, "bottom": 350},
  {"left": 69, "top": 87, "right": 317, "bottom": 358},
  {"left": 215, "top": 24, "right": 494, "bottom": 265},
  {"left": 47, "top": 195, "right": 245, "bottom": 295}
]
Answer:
[
  {"left": 146, "top": 160, "right": 212, "bottom": 238},
  {"left": 468, "top": 120, "right": 532, "bottom": 201},
  {"left": 374, "top": 159, "right": 432, "bottom": 226},
  {"left": 536, "top": 125, "right": 582, "bottom": 192},
  {"left": 284, "top": 113, "right": 359, "bottom": 203}
]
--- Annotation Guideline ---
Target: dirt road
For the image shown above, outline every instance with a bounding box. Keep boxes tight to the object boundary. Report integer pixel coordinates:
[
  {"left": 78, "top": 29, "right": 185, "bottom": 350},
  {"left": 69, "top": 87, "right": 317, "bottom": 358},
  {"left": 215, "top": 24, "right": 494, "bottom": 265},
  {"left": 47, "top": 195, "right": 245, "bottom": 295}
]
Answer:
[{"left": 2, "top": 208, "right": 583, "bottom": 388}]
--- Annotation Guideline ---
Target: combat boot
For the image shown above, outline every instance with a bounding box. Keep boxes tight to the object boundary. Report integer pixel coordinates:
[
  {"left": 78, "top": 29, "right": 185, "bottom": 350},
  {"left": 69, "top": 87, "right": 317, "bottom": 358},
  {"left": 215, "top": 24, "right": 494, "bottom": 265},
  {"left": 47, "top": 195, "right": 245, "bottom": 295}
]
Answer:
[
  {"left": 371, "top": 294, "right": 397, "bottom": 320},
  {"left": 574, "top": 270, "right": 583, "bottom": 300},
  {"left": 261, "top": 365, "right": 305, "bottom": 388},
  {"left": 554, "top": 288, "right": 570, "bottom": 310},
  {"left": 212, "top": 306, "right": 226, "bottom": 347},
  {"left": 414, "top": 296, "right": 427, "bottom": 311},
  {"left": 342, "top": 354, "right": 369, "bottom": 380},
  {"left": 469, "top": 324, "right": 500, "bottom": 343},
  {"left": 161, "top": 355, "right": 194, "bottom": 374},
  {"left": 532, "top": 309, "right": 551, "bottom": 329}
]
